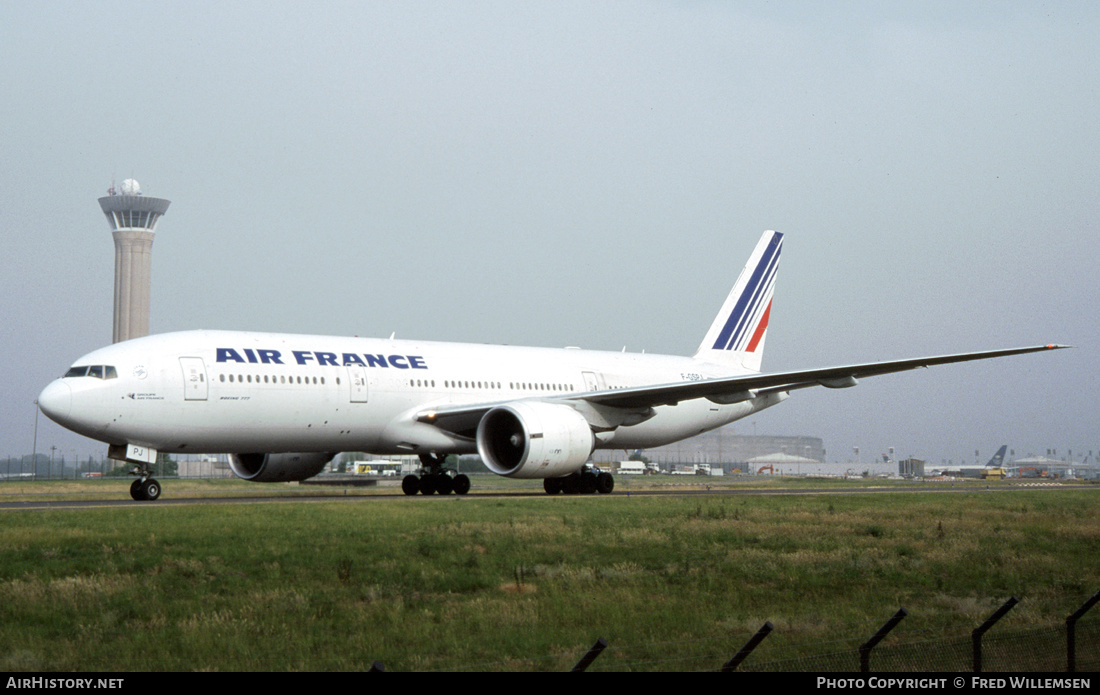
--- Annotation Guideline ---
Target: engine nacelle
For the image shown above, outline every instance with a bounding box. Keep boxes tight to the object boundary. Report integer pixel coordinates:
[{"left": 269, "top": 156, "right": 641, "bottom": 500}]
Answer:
[
  {"left": 228, "top": 452, "right": 335, "bottom": 482},
  {"left": 476, "top": 402, "right": 594, "bottom": 478}
]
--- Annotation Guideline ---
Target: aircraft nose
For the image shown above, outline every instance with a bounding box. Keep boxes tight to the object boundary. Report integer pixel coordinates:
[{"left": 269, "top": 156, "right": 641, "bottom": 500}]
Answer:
[{"left": 38, "top": 380, "right": 72, "bottom": 423}]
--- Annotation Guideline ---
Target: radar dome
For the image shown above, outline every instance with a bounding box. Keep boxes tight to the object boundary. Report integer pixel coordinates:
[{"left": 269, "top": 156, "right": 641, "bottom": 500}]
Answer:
[{"left": 120, "top": 179, "right": 142, "bottom": 195}]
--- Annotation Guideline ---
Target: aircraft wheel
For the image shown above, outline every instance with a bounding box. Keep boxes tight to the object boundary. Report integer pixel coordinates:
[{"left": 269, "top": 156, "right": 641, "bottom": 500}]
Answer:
[
  {"left": 579, "top": 473, "right": 598, "bottom": 495},
  {"left": 596, "top": 472, "right": 614, "bottom": 494},
  {"left": 543, "top": 478, "right": 563, "bottom": 495},
  {"left": 142, "top": 478, "right": 162, "bottom": 501},
  {"left": 419, "top": 475, "right": 437, "bottom": 495},
  {"left": 435, "top": 474, "right": 453, "bottom": 495},
  {"left": 130, "top": 479, "right": 145, "bottom": 501},
  {"left": 561, "top": 474, "right": 580, "bottom": 495},
  {"left": 401, "top": 475, "right": 420, "bottom": 496},
  {"left": 452, "top": 474, "right": 471, "bottom": 495}
]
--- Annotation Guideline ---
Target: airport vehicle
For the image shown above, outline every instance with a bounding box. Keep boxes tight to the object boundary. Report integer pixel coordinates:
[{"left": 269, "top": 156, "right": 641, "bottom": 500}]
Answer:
[
  {"left": 615, "top": 461, "right": 647, "bottom": 475},
  {"left": 36, "top": 231, "right": 1067, "bottom": 500}
]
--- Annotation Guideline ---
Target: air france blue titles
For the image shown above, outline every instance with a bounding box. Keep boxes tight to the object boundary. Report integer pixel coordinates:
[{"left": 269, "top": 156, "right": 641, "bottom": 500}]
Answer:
[{"left": 216, "top": 348, "right": 427, "bottom": 370}]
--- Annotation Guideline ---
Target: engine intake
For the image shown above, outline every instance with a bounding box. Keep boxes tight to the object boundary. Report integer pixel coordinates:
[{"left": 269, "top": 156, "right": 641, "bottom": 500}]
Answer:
[
  {"left": 229, "top": 452, "right": 334, "bottom": 482},
  {"left": 476, "top": 402, "right": 594, "bottom": 478}
]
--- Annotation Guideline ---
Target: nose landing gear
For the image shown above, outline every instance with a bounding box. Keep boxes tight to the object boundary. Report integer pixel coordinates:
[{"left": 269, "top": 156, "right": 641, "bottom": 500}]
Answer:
[
  {"left": 129, "top": 476, "right": 162, "bottom": 501},
  {"left": 109, "top": 444, "right": 164, "bottom": 502}
]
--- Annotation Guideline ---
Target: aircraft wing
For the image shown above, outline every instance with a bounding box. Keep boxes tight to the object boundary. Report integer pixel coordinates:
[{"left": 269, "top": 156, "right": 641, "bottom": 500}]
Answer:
[
  {"left": 585, "top": 344, "right": 1069, "bottom": 408},
  {"left": 416, "top": 344, "right": 1068, "bottom": 437}
]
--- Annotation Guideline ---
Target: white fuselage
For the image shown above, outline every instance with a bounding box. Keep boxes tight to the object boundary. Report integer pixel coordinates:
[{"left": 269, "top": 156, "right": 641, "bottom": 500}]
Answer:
[{"left": 38, "top": 329, "right": 783, "bottom": 458}]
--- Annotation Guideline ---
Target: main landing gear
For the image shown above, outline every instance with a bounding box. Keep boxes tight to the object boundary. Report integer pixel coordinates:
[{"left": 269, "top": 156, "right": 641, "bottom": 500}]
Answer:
[
  {"left": 543, "top": 465, "right": 614, "bottom": 495},
  {"left": 402, "top": 453, "right": 471, "bottom": 496}
]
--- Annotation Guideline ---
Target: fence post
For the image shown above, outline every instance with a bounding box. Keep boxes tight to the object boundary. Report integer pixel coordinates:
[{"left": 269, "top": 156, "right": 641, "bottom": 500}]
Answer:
[
  {"left": 1067, "top": 589, "right": 1100, "bottom": 673},
  {"left": 972, "top": 596, "right": 1019, "bottom": 673},
  {"left": 860, "top": 608, "right": 908, "bottom": 672},
  {"left": 570, "top": 637, "right": 608, "bottom": 672},
  {"left": 721, "top": 621, "right": 774, "bottom": 672}
]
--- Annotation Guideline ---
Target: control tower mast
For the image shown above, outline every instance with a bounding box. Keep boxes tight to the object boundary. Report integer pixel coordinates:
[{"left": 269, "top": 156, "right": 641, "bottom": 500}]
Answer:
[{"left": 98, "top": 179, "right": 170, "bottom": 343}]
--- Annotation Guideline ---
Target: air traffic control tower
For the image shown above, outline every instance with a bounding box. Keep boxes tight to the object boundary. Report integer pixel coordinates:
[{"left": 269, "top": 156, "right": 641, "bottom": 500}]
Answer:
[{"left": 98, "top": 179, "right": 170, "bottom": 343}]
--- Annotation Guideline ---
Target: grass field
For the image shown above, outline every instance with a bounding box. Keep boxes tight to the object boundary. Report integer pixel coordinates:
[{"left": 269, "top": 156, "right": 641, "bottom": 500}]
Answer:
[{"left": 0, "top": 477, "right": 1098, "bottom": 671}]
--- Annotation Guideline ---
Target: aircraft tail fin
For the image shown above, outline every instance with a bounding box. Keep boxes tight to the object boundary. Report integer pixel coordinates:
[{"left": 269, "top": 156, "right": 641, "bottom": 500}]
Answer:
[
  {"left": 986, "top": 445, "right": 1008, "bottom": 467},
  {"left": 694, "top": 230, "right": 783, "bottom": 372}
]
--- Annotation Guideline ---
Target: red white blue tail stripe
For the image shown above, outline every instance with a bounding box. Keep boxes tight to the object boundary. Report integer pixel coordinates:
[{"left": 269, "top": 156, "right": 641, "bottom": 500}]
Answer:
[
  {"left": 695, "top": 231, "right": 782, "bottom": 370},
  {"left": 711, "top": 232, "right": 782, "bottom": 351}
]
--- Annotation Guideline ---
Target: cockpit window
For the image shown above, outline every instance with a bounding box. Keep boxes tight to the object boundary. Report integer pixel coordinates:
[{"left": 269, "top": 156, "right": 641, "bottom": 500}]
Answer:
[{"left": 63, "top": 365, "right": 118, "bottom": 379}]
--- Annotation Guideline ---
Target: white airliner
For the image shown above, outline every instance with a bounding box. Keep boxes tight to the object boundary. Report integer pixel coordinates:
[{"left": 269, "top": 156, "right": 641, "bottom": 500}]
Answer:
[{"left": 37, "top": 231, "right": 1066, "bottom": 500}]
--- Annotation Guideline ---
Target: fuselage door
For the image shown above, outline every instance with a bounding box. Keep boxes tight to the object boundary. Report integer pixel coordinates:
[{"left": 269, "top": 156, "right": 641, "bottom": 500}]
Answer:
[
  {"left": 180, "top": 357, "right": 208, "bottom": 401},
  {"left": 348, "top": 365, "right": 369, "bottom": 403},
  {"left": 582, "top": 371, "right": 604, "bottom": 392}
]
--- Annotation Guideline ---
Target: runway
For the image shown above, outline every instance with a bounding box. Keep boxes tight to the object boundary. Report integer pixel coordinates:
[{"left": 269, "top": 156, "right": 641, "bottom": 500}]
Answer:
[{"left": 0, "top": 478, "right": 1088, "bottom": 512}]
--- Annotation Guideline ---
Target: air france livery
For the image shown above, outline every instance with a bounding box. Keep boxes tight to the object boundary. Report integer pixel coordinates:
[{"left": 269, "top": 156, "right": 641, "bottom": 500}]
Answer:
[{"left": 37, "top": 232, "right": 1066, "bottom": 500}]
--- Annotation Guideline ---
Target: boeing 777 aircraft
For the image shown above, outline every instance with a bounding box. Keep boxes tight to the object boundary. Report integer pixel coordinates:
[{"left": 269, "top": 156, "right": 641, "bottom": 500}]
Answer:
[{"left": 37, "top": 231, "right": 1066, "bottom": 500}]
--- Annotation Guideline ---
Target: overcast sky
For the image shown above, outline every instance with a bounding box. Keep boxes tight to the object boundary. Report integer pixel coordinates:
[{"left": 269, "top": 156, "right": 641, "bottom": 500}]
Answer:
[{"left": 2, "top": 1, "right": 1096, "bottom": 467}]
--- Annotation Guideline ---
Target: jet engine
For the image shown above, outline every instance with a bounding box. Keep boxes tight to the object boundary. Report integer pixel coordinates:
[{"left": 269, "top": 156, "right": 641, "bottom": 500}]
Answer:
[
  {"left": 476, "top": 402, "right": 594, "bottom": 478},
  {"left": 228, "top": 452, "right": 335, "bottom": 482}
]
